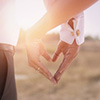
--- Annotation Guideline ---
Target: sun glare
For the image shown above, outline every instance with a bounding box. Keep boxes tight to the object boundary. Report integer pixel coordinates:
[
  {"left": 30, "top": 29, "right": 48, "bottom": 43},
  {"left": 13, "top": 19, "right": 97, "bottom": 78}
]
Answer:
[
  {"left": 16, "top": 0, "right": 46, "bottom": 30},
  {"left": 16, "top": 0, "right": 100, "bottom": 38}
]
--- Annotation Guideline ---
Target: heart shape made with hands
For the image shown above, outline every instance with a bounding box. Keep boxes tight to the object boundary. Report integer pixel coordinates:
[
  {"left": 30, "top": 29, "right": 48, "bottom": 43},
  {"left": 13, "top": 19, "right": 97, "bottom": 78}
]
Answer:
[{"left": 27, "top": 40, "right": 79, "bottom": 85}]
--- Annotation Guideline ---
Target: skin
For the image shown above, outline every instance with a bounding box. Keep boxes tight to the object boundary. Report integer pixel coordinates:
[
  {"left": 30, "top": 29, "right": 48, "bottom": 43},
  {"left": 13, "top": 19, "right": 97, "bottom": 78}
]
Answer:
[
  {"left": 26, "top": 0, "right": 98, "bottom": 39},
  {"left": 52, "top": 18, "right": 79, "bottom": 83},
  {"left": 25, "top": 0, "right": 98, "bottom": 84},
  {"left": 25, "top": 40, "right": 56, "bottom": 84},
  {"left": 52, "top": 40, "right": 79, "bottom": 83}
]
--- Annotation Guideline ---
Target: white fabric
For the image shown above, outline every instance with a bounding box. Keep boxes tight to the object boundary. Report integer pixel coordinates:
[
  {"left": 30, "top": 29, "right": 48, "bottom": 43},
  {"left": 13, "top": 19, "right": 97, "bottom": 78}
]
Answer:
[
  {"left": 60, "top": 12, "right": 84, "bottom": 45},
  {"left": 44, "top": 0, "right": 85, "bottom": 45},
  {"left": 0, "top": 0, "right": 19, "bottom": 46}
]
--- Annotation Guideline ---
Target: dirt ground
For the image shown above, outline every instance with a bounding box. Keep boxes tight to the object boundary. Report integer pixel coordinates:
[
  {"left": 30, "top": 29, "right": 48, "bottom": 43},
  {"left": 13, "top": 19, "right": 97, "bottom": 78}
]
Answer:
[{"left": 14, "top": 38, "right": 100, "bottom": 100}]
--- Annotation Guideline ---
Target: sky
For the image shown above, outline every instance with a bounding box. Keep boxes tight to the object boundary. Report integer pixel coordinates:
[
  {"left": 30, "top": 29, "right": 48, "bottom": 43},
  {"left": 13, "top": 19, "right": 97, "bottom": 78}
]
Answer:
[{"left": 16, "top": 0, "right": 100, "bottom": 38}]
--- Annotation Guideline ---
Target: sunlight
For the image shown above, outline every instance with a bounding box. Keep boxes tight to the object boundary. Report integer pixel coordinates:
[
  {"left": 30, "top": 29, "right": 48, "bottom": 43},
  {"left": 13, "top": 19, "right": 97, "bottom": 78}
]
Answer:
[
  {"left": 15, "top": 0, "right": 100, "bottom": 38},
  {"left": 16, "top": 0, "right": 46, "bottom": 30}
]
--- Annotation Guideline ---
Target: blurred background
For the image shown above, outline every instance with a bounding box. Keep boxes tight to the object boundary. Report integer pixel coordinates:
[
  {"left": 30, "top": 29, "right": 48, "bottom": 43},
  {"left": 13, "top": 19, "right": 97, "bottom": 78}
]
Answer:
[
  {"left": 15, "top": 31, "right": 100, "bottom": 100},
  {"left": 15, "top": 0, "right": 100, "bottom": 100}
]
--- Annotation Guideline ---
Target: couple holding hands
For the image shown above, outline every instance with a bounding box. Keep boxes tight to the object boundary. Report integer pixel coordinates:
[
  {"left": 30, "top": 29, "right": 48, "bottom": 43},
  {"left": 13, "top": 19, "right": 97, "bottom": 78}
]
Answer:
[
  {"left": 0, "top": 0, "right": 98, "bottom": 100},
  {"left": 26, "top": 0, "right": 84, "bottom": 84}
]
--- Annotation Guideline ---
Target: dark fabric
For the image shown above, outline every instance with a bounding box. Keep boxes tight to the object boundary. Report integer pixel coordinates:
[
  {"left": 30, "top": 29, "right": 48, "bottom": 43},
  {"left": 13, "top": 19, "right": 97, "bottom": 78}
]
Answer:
[
  {"left": 0, "top": 44, "right": 17, "bottom": 100},
  {"left": 0, "top": 43, "right": 15, "bottom": 54},
  {"left": 0, "top": 51, "right": 7, "bottom": 99}
]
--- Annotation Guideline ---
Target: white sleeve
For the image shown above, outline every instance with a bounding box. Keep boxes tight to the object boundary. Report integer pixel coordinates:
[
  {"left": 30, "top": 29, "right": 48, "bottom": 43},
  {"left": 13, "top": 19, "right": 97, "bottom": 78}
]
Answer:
[{"left": 60, "top": 12, "right": 84, "bottom": 45}]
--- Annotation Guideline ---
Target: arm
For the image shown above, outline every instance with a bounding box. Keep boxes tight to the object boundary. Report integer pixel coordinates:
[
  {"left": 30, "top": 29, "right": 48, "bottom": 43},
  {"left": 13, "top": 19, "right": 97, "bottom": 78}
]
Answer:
[
  {"left": 53, "top": 12, "right": 85, "bottom": 83},
  {"left": 26, "top": 0, "right": 98, "bottom": 41},
  {"left": 25, "top": 0, "right": 98, "bottom": 84}
]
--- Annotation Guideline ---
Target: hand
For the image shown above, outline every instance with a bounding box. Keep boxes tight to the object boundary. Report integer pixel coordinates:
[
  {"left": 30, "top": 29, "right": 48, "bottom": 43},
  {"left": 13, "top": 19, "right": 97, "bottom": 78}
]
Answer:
[
  {"left": 52, "top": 40, "right": 79, "bottom": 83},
  {"left": 25, "top": 39, "right": 56, "bottom": 84}
]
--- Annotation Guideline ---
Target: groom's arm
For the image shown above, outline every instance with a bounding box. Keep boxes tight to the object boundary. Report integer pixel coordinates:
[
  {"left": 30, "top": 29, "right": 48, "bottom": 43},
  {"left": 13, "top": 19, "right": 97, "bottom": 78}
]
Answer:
[
  {"left": 52, "top": 13, "right": 85, "bottom": 83},
  {"left": 26, "top": 0, "right": 98, "bottom": 42}
]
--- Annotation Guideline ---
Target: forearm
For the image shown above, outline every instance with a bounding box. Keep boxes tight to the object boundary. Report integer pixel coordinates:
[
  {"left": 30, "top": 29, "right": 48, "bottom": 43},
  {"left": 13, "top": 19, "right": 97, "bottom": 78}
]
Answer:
[{"left": 27, "top": 0, "right": 98, "bottom": 41}]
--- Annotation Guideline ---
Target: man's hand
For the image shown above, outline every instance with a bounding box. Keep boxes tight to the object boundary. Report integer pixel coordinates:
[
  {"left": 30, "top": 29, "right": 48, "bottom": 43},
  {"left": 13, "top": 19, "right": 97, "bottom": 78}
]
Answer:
[
  {"left": 52, "top": 40, "right": 79, "bottom": 83},
  {"left": 25, "top": 39, "right": 56, "bottom": 84}
]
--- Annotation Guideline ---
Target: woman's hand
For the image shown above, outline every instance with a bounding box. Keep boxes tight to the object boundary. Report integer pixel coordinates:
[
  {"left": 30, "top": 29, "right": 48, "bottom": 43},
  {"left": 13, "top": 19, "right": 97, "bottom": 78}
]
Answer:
[{"left": 25, "top": 39, "right": 56, "bottom": 84}]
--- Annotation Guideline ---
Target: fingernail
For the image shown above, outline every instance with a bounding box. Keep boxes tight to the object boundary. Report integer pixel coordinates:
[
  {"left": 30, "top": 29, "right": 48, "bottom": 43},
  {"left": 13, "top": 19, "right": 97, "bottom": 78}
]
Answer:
[{"left": 51, "top": 78, "right": 57, "bottom": 85}]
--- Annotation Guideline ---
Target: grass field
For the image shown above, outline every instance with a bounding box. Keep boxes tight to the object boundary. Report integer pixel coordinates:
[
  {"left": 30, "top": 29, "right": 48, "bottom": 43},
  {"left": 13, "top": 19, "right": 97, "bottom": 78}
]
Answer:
[{"left": 14, "top": 34, "right": 100, "bottom": 100}]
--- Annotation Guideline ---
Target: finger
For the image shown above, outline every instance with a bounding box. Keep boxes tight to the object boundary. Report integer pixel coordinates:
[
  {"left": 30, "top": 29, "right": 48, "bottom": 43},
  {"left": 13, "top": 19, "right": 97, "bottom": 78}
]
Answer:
[
  {"left": 42, "top": 50, "right": 52, "bottom": 62},
  {"left": 54, "top": 57, "right": 65, "bottom": 83},
  {"left": 29, "top": 60, "right": 56, "bottom": 84},
  {"left": 54, "top": 42, "right": 79, "bottom": 83},
  {"left": 39, "top": 42, "right": 52, "bottom": 62},
  {"left": 59, "top": 45, "right": 79, "bottom": 74},
  {"left": 29, "top": 59, "right": 46, "bottom": 75},
  {"left": 27, "top": 45, "right": 56, "bottom": 84},
  {"left": 34, "top": 60, "right": 56, "bottom": 84},
  {"left": 29, "top": 61, "right": 47, "bottom": 77},
  {"left": 54, "top": 53, "right": 76, "bottom": 83},
  {"left": 28, "top": 56, "right": 52, "bottom": 81},
  {"left": 52, "top": 47, "right": 61, "bottom": 62},
  {"left": 40, "top": 62, "right": 57, "bottom": 84},
  {"left": 29, "top": 60, "right": 49, "bottom": 79}
]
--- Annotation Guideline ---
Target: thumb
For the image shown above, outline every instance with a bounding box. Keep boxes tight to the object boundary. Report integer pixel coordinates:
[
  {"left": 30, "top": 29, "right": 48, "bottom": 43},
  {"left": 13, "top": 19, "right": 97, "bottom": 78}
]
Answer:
[{"left": 52, "top": 47, "right": 61, "bottom": 62}]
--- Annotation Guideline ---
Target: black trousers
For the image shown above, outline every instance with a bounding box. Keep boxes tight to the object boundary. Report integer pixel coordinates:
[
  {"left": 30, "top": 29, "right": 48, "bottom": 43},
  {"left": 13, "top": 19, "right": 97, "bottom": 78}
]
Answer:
[{"left": 0, "top": 44, "right": 17, "bottom": 100}]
